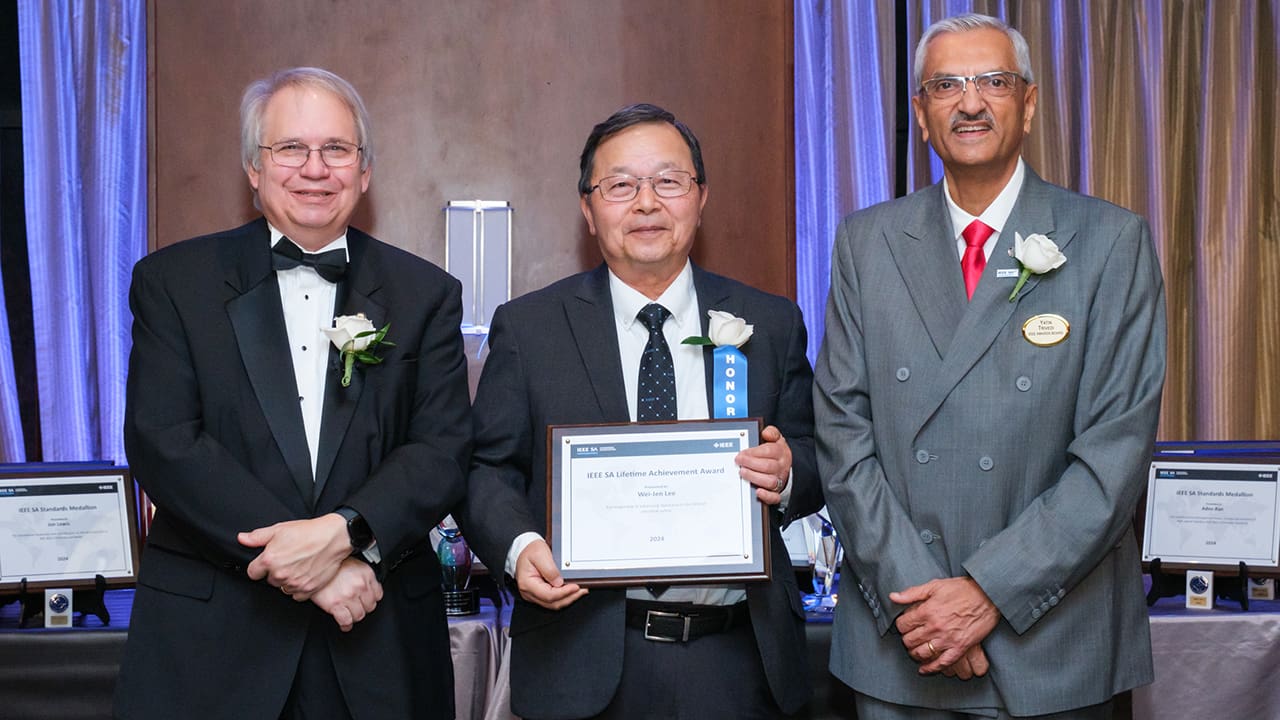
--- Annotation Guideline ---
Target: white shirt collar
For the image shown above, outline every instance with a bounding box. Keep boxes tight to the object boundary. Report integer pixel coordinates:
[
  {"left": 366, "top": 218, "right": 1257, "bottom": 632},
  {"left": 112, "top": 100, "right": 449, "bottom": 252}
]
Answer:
[
  {"left": 942, "top": 157, "right": 1026, "bottom": 240},
  {"left": 609, "top": 260, "right": 698, "bottom": 333},
  {"left": 267, "top": 223, "right": 350, "bottom": 261}
]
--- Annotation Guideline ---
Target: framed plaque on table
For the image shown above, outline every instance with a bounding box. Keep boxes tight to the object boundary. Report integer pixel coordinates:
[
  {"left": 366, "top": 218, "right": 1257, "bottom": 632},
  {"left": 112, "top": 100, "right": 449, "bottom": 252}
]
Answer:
[
  {"left": 0, "top": 466, "right": 141, "bottom": 591},
  {"left": 1141, "top": 457, "right": 1280, "bottom": 576},
  {"left": 546, "top": 419, "right": 769, "bottom": 587}
]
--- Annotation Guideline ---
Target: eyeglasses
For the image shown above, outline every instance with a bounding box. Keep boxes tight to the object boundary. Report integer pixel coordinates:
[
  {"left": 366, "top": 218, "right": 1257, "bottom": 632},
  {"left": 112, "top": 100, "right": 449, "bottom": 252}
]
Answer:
[
  {"left": 587, "top": 170, "right": 700, "bottom": 202},
  {"left": 920, "top": 71, "right": 1025, "bottom": 100},
  {"left": 258, "top": 141, "right": 363, "bottom": 168}
]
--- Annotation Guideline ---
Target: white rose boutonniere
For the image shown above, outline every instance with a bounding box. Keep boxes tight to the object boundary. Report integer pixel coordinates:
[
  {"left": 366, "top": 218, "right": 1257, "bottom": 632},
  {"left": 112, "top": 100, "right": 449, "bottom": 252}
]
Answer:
[
  {"left": 323, "top": 313, "right": 395, "bottom": 387},
  {"left": 682, "top": 309, "right": 754, "bottom": 348},
  {"left": 1008, "top": 232, "right": 1067, "bottom": 302}
]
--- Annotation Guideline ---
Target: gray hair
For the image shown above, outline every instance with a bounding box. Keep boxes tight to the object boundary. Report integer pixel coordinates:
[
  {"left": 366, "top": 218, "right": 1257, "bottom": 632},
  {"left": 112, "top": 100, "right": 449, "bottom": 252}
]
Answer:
[
  {"left": 914, "top": 13, "right": 1035, "bottom": 89},
  {"left": 240, "top": 67, "right": 374, "bottom": 173}
]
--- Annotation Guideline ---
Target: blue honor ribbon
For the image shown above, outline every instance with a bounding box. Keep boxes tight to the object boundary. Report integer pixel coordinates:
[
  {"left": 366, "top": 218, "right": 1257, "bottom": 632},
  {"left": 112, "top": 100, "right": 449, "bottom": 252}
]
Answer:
[{"left": 713, "top": 346, "right": 748, "bottom": 418}]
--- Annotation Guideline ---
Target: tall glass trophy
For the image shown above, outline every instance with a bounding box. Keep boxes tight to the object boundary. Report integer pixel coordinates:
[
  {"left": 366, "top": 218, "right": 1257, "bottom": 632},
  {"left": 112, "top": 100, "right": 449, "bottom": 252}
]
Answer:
[
  {"left": 436, "top": 517, "right": 479, "bottom": 615},
  {"left": 802, "top": 513, "right": 842, "bottom": 613}
]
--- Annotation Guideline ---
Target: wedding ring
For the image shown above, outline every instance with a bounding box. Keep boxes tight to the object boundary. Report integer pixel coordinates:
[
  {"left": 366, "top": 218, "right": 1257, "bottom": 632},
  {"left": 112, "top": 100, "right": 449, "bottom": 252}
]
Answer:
[
  {"left": 773, "top": 477, "right": 784, "bottom": 493},
  {"left": 281, "top": 586, "right": 292, "bottom": 595},
  {"left": 927, "top": 640, "right": 938, "bottom": 657}
]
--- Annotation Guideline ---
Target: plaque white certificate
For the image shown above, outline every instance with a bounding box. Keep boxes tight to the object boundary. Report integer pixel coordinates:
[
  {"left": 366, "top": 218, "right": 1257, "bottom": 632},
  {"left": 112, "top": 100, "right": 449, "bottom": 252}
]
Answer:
[
  {"left": 1141, "top": 461, "right": 1280, "bottom": 567},
  {"left": 548, "top": 420, "right": 767, "bottom": 586},
  {"left": 0, "top": 469, "right": 140, "bottom": 589}
]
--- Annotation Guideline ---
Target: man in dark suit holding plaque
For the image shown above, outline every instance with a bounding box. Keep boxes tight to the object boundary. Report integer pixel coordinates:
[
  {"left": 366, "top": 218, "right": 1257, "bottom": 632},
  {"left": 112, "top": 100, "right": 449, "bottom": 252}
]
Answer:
[
  {"left": 458, "top": 104, "right": 822, "bottom": 719},
  {"left": 115, "top": 67, "right": 470, "bottom": 719},
  {"left": 815, "top": 14, "right": 1166, "bottom": 719}
]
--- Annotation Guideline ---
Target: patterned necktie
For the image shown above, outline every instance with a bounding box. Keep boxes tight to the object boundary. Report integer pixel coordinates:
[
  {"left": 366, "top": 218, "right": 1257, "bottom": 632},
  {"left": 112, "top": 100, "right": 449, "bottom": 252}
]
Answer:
[
  {"left": 961, "top": 220, "right": 994, "bottom": 300},
  {"left": 636, "top": 303, "right": 677, "bottom": 422},
  {"left": 271, "top": 238, "right": 347, "bottom": 283}
]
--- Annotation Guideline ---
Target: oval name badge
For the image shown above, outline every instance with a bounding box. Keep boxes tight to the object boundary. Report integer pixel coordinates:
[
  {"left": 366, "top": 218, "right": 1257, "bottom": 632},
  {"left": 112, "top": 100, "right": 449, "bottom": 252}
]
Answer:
[{"left": 1022, "top": 313, "right": 1070, "bottom": 347}]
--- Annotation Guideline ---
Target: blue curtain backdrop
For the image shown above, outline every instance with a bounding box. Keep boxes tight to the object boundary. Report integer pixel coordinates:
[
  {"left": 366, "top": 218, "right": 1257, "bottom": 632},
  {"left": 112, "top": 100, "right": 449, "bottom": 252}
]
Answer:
[
  {"left": 0, "top": 264, "right": 26, "bottom": 462},
  {"left": 17, "top": 0, "right": 146, "bottom": 463},
  {"left": 794, "top": 0, "right": 898, "bottom": 363}
]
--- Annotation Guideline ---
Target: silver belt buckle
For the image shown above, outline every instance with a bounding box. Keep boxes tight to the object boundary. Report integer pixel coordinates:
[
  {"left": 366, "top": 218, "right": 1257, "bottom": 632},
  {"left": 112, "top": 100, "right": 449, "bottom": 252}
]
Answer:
[{"left": 644, "top": 609, "right": 690, "bottom": 642}]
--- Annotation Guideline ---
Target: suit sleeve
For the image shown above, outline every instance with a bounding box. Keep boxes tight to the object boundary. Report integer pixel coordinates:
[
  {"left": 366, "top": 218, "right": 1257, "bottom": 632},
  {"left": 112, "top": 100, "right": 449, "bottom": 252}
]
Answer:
[
  {"left": 124, "top": 259, "right": 303, "bottom": 566},
  {"left": 961, "top": 215, "right": 1165, "bottom": 633},
  {"left": 771, "top": 301, "right": 823, "bottom": 525},
  {"left": 814, "top": 215, "right": 957, "bottom": 630},
  {"left": 814, "top": 218, "right": 951, "bottom": 634},
  {"left": 454, "top": 303, "right": 543, "bottom": 574},
  {"left": 342, "top": 276, "right": 472, "bottom": 573}
]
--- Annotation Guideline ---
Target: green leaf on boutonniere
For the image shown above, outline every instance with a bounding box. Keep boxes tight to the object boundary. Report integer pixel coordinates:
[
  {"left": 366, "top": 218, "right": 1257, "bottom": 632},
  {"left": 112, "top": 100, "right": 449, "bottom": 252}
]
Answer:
[{"left": 682, "top": 335, "right": 714, "bottom": 346}]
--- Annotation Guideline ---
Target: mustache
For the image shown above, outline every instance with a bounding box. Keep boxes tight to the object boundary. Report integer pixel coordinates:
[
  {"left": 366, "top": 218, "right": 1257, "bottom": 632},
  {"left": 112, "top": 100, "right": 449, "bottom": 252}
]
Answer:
[{"left": 950, "top": 110, "right": 994, "bottom": 128}]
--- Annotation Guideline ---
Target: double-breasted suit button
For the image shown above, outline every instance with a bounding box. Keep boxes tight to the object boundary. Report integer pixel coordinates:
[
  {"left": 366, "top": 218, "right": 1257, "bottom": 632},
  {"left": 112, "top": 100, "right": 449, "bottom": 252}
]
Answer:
[
  {"left": 896, "top": 367, "right": 910, "bottom": 381},
  {"left": 979, "top": 456, "right": 994, "bottom": 471},
  {"left": 1016, "top": 376, "right": 1032, "bottom": 392},
  {"left": 915, "top": 449, "right": 930, "bottom": 464},
  {"left": 920, "top": 529, "right": 935, "bottom": 544}
]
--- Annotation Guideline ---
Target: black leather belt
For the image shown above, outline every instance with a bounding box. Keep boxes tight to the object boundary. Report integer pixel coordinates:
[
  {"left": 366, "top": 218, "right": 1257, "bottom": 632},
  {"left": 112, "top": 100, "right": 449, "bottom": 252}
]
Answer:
[{"left": 624, "top": 600, "right": 750, "bottom": 642}]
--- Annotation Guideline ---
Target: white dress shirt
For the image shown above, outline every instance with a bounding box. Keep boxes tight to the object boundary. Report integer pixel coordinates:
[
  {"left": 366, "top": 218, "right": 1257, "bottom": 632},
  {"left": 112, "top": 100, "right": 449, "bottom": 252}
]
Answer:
[
  {"left": 943, "top": 157, "right": 1027, "bottom": 262},
  {"left": 269, "top": 225, "right": 347, "bottom": 478}
]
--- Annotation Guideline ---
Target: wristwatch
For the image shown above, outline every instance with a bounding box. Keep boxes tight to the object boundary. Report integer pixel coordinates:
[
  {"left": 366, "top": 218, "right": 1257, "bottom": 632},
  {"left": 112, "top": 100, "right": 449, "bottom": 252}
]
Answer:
[{"left": 334, "top": 506, "right": 374, "bottom": 555}]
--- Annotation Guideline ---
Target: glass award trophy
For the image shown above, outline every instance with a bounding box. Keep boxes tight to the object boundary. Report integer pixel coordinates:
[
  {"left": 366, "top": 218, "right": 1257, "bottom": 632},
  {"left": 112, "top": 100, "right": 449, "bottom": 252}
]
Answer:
[
  {"left": 436, "top": 518, "right": 479, "bottom": 615},
  {"left": 802, "top": 513, "right": 842, "bottom": 613}
]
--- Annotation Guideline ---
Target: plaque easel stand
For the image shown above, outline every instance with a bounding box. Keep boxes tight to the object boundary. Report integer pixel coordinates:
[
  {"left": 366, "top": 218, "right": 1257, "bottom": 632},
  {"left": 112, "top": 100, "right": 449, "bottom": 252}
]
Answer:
[
  {"left": 1146, "top": 559, "right": 1252, "bottom": 611},
  {"left": 0, "top": 575, "right": 111, "bottom": 627}
]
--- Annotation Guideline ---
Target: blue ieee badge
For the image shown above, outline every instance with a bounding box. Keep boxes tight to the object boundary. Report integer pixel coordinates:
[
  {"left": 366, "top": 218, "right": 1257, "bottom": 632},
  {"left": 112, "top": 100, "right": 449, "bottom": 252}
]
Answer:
[{"left": 713, "top": 346, "right": 748, "bottom": 419}]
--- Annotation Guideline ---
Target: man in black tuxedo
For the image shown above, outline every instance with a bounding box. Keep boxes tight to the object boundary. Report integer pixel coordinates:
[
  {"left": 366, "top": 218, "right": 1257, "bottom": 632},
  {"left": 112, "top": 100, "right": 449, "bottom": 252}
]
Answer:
[
  {"left": 458, "top": 104, "right": 821, "bottom": 719},
  {"left": 114, "top": 67, "right": 470, "bottom": 719}
]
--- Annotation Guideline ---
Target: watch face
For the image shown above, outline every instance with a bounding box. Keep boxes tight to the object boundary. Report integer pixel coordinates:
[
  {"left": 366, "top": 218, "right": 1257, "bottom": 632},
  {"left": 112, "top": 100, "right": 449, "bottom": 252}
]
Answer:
[
  {"left": 48, "top": 593, "right": 70, "bottom": 613},
  {"left": 1189, "top": 575, "right": 1209, "bottom": 594},
  {"left": 348, "top": 515, "right": 373, "bottom": 552}
]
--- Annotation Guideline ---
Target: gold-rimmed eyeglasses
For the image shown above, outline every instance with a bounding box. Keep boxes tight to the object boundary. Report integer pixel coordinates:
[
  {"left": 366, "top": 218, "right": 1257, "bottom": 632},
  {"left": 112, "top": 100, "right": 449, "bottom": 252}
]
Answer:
[
  {"left": 587, "top": 170, "right": 700, "bottom": 202},
  {"left": 258, "top": 141, "right": 363, "bottom": 168},
  {"left": 920, "top": 71, "right": 1025, "bottom": 100}
]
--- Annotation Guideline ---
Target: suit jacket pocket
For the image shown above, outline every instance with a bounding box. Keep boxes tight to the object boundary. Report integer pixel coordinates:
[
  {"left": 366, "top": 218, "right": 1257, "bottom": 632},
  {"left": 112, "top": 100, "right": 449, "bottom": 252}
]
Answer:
[{"left": 137, "top": 544, "right": 216, "bottom": 601}]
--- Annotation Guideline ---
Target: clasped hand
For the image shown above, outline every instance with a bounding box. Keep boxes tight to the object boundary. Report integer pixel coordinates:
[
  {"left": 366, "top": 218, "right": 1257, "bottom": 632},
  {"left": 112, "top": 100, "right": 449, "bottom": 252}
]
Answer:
[
  {"left": 889, "top": 576, "right": 1000, "bottom": 680},
  {"left": 239, "top": 514, "right": 381, "bottom": 630}
]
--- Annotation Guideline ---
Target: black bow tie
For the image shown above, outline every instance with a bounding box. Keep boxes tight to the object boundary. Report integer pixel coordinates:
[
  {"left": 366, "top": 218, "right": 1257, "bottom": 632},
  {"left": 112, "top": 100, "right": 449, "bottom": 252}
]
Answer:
[{"left": 271, "top": 239, "right": 347, "bottom": 283}]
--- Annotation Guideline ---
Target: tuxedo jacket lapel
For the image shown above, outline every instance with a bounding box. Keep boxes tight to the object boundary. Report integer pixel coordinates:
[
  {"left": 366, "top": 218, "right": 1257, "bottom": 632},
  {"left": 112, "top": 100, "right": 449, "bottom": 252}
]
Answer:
[
  {"left": 314, "top": 231, "right": 384, "bottom": 503},
  {"left": 565, "top": 265, "right": 629, "bottom": 421},
  {"left": 890, "top": 185, "right": 967, "bottom": 360},
  {"left": 225, "top": 229, "right": 315, "bottom": 506}
]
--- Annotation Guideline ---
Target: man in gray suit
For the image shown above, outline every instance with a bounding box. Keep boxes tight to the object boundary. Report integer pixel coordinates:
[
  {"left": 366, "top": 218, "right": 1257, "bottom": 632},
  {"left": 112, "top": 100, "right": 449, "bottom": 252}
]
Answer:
[{"left": 815, "top": 14, "right": 1166, "bottom": 719}]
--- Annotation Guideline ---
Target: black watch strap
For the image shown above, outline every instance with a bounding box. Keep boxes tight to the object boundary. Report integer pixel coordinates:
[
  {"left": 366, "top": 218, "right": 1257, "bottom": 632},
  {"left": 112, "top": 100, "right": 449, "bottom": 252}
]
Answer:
[{"left": 335, "top": 506, "right": 374, "bottom": 555}]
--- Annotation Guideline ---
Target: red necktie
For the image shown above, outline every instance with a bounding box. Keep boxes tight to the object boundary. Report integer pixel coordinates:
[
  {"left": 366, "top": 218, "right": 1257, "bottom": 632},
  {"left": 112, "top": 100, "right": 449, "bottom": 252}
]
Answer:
[{"left": 961, "top": 220, "right": 994, "bottom": 300}]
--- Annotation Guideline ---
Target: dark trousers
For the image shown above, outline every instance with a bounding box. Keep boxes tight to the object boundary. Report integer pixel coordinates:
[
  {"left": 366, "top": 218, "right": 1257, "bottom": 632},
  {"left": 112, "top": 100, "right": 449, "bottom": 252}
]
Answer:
[
  {"left": 280, "top": 624, "right": 354, "bottom": 720},
  {"left": 591, "top": 618, "right": 785, "bottom": 720}
]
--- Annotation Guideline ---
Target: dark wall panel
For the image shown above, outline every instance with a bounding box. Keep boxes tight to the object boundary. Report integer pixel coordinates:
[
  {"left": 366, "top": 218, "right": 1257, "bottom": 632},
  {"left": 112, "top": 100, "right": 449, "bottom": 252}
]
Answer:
[{"left": 150, "top": 1, "right": 795, "bottom": 299}]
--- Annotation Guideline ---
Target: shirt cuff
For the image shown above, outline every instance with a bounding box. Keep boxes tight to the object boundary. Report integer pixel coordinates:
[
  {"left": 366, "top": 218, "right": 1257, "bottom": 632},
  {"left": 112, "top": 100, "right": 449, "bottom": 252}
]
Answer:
[{"left": 505, "top": 532, "right": 543, "bottom": 577}]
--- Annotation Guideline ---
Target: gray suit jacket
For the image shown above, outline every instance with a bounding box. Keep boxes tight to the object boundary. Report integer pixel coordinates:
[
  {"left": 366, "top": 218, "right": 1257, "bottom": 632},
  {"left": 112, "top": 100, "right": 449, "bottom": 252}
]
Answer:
[
  {"left": 814, "top": 169, "right": 1165, "bottom": 715},
  {"left": 458, "top": 263, "right": 822, "bottom": 719}
]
